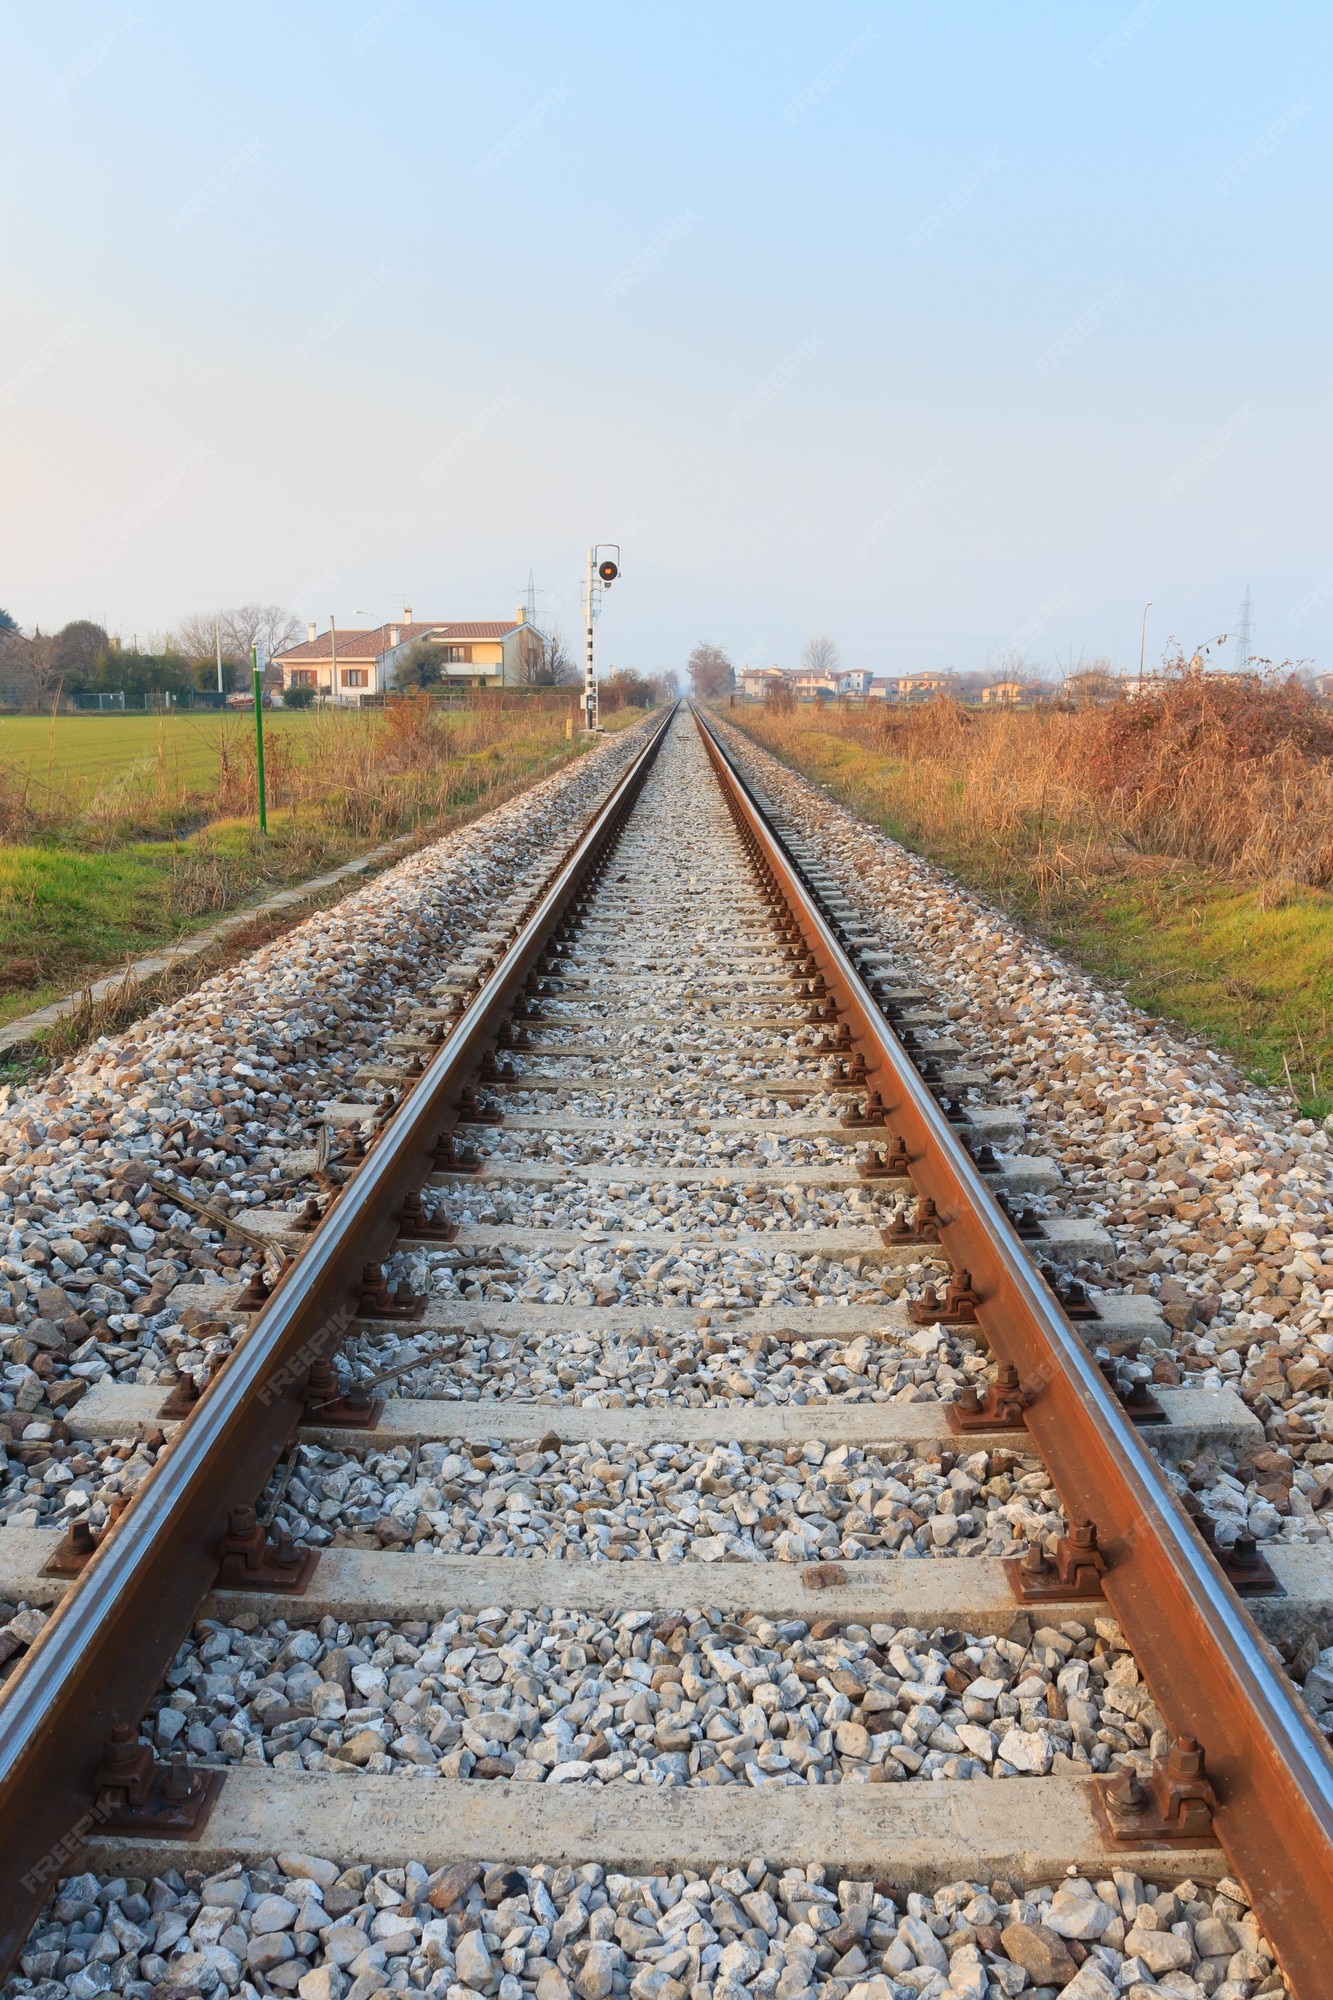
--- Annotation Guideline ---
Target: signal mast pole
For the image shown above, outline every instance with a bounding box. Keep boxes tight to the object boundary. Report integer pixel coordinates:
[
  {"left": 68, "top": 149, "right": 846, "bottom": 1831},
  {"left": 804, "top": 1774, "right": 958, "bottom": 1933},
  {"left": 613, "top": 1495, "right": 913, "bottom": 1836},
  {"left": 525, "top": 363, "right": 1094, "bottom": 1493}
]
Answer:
[{"left": 581, "top": 543, "right": 621, "bottom": 734}]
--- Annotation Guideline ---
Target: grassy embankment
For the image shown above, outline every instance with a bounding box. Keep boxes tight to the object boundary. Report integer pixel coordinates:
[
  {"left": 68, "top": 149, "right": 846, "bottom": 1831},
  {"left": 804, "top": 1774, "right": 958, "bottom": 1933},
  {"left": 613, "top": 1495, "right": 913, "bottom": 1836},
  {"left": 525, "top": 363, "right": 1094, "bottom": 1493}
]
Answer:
[
  {"left": 725, "top": 686, "right": 1333, "bottom": 1117},
  {"left": 0, "top": 700, "right": 649, "bottom": 1038}
]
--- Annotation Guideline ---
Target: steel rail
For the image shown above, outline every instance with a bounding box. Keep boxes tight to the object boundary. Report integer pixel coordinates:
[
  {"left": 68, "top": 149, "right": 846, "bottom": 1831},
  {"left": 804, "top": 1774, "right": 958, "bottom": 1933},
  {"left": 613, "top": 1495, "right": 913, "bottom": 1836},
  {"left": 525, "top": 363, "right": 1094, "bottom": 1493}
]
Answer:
[
  {"left": 693, "top": 704, "right": 1333, "bottom": 1998},
  {"left": 0, "top": 704, "right": 675, "bottom": 1970}
]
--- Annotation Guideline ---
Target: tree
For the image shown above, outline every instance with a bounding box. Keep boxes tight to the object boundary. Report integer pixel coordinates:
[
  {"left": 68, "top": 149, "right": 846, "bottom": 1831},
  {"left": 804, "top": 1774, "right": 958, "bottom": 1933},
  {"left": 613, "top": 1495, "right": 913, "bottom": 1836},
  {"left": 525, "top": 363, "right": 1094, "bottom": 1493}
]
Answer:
[
  {"left": 171, "top": 611, "right": 239, "bottom": 666},
  {"left": 88, "top": 645, "right": 195, "bottom": 702},
  {"left": 53, "top": 621, "right": 109, "bottom": 683},
  {"left": 800, "top": 635, "right": 840, "bottom": 676},
  {"left": 170, "top": 606, "right": 302, "bottom": 671},
  {"left": 395, "top": 638, "right": 444, "bottom": 690},
  {"left": 0, "top": 630, "right": 62, "bottom": 710},
  {"left": 222, "top": 604, "right": 303, "bottom": 665},
  {"left": 0, "top": 607, "right": 17, "bottom": 636},
  {"left": 602, "top": 668, "right": 657, "bottom": 711},
  {"left": 521, "top": 626, "right": 579, "bottom": 687},
  {"left": 687, "top": 643, "right": 733, "bottom": 699}
]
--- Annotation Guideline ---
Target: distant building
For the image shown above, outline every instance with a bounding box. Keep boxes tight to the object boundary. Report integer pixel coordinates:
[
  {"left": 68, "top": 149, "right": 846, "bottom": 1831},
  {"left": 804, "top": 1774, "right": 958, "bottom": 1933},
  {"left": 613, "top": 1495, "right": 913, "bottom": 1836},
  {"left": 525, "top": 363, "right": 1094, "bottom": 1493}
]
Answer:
[
  {"left": 1117, "top": 674, "right": 1164, "bottom": 703},
  {"left": 892, "top": 672, "right": 950, "bottom": 702},
  {"left": 792, "top": 670, "right": 839, "bottom": 700},
  {"left": 737, "top": 664, "right": 877, "bottom": 702},
  {"left": 980, "top": 679, "right": 1027, "bottom": 705},
  {"left": 274, "top": 607, "right": 543, "bottom": 705},
  {"left": 1314, "top": 672, "right": 1333, "bottom": 701},
  {"left": 738, "top": 666, "right": 788, "bottom": 699}
]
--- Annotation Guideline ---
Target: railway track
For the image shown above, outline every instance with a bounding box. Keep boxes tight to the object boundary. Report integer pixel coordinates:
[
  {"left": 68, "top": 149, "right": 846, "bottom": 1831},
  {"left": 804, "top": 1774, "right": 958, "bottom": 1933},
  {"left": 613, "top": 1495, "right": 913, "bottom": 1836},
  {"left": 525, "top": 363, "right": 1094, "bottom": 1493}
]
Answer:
[{"left": 1, "top": 703, "right": 1329, "bottom": 1998}]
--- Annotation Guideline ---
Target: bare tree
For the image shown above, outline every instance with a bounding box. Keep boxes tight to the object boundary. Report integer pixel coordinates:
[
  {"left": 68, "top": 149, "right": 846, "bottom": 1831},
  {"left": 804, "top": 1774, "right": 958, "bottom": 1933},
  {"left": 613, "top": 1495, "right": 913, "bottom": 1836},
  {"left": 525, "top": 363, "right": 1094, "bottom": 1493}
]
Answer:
[
  {"left": 687, "top": 643, "right": 733, "bottom": 699},
  {"left": 521, "top": 626, "right": 580, "bottom": 686},
  {"left": 171, "top": 612, "right": 237, "bottom": 664},
  {"left": 0, "top": 629, "right": 62, "bottom": 710},
  {"left": 223, "top": 605, "right": 303, "bottom": 665},
  {"left": 800, "top": 634, "right": 840, "bottom": 676},
  {"left": 169, "top": 605, "right": 301, "bottom": 667}
]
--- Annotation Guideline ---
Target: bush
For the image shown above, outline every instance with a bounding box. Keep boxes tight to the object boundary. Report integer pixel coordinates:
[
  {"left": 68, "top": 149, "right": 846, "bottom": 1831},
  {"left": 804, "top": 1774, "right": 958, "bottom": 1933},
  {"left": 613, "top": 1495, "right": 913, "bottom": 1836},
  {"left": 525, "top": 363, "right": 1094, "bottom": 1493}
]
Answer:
[
  {"left": 283, "top": 685, "right": 316, "bottom": 710},
  {"left": 742, "top": 668, "right": 1333, "bottom": 892}
]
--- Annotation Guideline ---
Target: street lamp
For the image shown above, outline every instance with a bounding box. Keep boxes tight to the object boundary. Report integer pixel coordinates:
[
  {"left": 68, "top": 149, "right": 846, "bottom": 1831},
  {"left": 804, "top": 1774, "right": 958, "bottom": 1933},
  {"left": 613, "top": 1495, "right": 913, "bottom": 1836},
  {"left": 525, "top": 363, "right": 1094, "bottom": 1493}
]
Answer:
[{"left": 580, "top": 545, "right": 620, "bottom": 732}]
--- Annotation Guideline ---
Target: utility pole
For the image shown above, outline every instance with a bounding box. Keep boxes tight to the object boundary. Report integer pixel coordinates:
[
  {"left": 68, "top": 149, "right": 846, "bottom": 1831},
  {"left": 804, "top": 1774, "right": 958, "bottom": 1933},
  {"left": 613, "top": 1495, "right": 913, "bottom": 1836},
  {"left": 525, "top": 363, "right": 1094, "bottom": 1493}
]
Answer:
[
  {"left": 215, "top": 617, "right": 224, "bottom": 696},
  {"left": 1235, "top": 586, "right": 1253, "bottom": 673},
  {"left": 252, "top": 644, "right": 268, "bottom": 836},
  {"left": 1138, "top": 601, "right": 1153, "bottom": 689},
  {"left": 330, "top": 614, "right": 337, "bottom": 706},
  {"left": 580, "top": 544, "right": 620, "bottom": 732}
]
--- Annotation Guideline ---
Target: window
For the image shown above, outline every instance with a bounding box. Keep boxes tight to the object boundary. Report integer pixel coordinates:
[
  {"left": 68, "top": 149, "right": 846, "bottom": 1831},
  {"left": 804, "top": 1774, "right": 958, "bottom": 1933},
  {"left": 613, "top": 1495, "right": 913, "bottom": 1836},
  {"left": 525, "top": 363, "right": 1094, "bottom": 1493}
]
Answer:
[
  {"left": 439, "top": 645, "right": 473, "bottom": 664},
  {"left": 341, "top": 669, "right": 368, "bottom": 688},
  {"left": 290, "top": 670, "right": 315, "bottom": 687}
]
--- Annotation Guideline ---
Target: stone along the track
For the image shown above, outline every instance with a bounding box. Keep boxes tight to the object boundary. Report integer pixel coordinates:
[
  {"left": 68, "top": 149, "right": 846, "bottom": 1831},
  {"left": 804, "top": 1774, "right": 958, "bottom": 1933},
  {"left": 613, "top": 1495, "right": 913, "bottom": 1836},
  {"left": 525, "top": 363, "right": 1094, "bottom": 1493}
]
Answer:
[{"left": 7, "top": 716, "right": 1289, "bottom": 2000}]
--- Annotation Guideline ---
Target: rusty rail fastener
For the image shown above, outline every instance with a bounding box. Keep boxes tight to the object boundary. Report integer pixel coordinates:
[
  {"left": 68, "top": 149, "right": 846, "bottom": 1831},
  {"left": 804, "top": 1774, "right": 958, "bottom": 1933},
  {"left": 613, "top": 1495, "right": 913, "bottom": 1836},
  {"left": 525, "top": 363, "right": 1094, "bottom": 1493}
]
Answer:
[
  {"left": 457, "top": 1086, "right": 502, "bottom": 1127},
  {"left": 159, "top": 1352, "right": 227, "bottom": 1418},
  {"left": 358, "top": 1261, "right": 424, "bottom": 1321},
  {"left": 1095, "top": 1733, "right": 1219, "bottom": 1846},
  {"left": 216, "top": 1505, "right": 317, "bottom": 1593},
  {"left": 398, "top": 1189, "right": 458, "bottom": 1242},
  {"left": 302, "top": 1359, "right": 383, "bottom": 1430},
  {"left": 1007, "top": 1519, "right": 1107, "bottom": 1602},
  {"left": 859, "top": 1135, "right": 912, "bottom": 1180},
  {"left": 41, "top": 1496, "right": 128, "bottom": 1578},
  {"left": 908, "top": 1269, "right": 981, "bottom": 1326},
  {"left": 947, "top": 1362, "right": 1033, "bottom": 1434},
  {"left": 434, "top": 1131, "right": 481, "bottom": 1174},
  {"left": 881, "top": 1196, "right": 941, "bottom": 1244},
  {"left": 91, "top": 1724, "right": 222, "bottom": 1836}
]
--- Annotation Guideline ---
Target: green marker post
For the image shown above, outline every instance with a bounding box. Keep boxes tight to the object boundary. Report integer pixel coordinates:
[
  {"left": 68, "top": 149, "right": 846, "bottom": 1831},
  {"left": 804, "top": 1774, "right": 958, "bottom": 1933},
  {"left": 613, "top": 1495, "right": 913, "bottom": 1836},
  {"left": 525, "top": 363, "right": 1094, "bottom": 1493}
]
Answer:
[{"left": 252, "top": 643, "right": 267, "bottom": 836}]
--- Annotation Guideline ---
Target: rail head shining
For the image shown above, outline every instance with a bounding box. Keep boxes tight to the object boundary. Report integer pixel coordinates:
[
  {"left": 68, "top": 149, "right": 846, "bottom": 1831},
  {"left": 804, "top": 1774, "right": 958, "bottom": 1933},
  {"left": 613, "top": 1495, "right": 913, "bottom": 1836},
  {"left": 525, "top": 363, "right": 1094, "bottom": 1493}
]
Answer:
[{"left": 693, "top": 702, "right": 1333, "bottom": 1998}]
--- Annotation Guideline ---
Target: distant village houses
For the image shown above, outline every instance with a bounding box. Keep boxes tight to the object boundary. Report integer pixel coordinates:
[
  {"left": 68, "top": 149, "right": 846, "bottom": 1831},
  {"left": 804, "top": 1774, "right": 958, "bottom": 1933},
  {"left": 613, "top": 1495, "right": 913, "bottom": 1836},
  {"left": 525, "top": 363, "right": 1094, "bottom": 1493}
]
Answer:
[{"left": 738, "top": 666, "right": 954, "bottom": 704}]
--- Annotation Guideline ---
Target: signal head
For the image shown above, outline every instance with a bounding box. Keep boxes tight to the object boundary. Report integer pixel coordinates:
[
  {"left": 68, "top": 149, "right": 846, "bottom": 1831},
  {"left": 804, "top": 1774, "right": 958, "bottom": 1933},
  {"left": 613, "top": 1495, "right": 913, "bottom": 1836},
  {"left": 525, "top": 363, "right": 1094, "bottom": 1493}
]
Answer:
[{"left": 598, "top": 559, "right": 619, "bottom": 583}]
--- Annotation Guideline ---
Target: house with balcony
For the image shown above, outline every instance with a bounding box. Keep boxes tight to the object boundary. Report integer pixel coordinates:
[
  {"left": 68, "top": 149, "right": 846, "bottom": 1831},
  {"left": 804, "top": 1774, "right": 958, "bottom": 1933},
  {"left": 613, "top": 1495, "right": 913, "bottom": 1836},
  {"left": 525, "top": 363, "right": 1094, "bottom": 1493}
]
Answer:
[{"left": 275, "top": 607, "right": 544, "bottom": 705}]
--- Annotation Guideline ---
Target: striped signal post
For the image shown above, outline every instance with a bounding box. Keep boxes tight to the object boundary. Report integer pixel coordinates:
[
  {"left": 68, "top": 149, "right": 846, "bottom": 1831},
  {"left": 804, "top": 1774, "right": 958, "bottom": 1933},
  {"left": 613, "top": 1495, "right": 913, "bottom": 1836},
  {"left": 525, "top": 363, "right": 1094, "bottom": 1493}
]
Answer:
[
  {"left": 581, "top": 544, "right": 620, "bottom": 732},
  {"left": 252, "top": 644, "right": 268, "bottom": 836}
]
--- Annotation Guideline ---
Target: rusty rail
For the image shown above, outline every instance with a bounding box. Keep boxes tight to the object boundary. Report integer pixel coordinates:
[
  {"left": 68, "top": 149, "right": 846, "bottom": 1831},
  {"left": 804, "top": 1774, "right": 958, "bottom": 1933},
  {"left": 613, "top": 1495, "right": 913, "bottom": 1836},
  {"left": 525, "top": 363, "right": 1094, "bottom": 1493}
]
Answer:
[
  {"left": 694, "top": 703, "right": 1333, "bottom": 1997},
  {"left": 0, "top": 705, "right": 675, "bottom": 1970}
]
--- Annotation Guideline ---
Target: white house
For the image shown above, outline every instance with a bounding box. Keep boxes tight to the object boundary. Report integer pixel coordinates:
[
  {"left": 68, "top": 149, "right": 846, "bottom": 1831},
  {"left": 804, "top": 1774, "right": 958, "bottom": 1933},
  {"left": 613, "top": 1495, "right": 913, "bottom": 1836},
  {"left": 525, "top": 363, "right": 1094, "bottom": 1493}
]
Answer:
[{"left": 274, "top": 608, "right": 544, "bottom": 705}]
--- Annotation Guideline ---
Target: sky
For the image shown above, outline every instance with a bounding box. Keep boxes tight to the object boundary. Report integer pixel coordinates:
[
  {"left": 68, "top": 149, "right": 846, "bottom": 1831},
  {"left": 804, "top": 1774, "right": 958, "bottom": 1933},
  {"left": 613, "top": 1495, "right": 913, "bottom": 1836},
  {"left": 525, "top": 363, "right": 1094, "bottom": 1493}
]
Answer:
[{"left": 2, "top": 1, "right": 1329, "bottom": 680}]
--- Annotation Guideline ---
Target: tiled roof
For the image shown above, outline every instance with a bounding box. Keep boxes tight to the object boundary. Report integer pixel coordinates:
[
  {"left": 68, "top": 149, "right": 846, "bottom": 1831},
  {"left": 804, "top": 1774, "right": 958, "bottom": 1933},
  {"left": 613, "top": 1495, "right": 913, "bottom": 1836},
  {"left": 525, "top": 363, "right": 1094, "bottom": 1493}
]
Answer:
[
  {"left": 436, "top": 621, "right": 520, "bottom": 640},
  {"left": 275, "top": 619, "right": 520, "bottom": 664}
]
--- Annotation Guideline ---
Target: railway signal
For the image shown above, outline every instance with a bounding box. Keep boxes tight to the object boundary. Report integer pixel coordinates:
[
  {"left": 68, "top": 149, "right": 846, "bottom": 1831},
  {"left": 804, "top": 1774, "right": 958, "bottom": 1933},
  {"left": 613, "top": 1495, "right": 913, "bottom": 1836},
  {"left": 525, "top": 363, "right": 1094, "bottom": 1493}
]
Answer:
[{"left": 582, "top": 543, "right": 621, "bottom": 731}]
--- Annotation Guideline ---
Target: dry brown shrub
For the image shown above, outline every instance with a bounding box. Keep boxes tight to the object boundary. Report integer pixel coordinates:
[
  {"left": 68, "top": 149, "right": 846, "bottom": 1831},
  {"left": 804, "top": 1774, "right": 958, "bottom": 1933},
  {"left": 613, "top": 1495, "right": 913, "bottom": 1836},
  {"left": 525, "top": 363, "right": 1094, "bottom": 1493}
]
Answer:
[{"left": 748, "top": 670, "right": 1333, "bottom": 893}]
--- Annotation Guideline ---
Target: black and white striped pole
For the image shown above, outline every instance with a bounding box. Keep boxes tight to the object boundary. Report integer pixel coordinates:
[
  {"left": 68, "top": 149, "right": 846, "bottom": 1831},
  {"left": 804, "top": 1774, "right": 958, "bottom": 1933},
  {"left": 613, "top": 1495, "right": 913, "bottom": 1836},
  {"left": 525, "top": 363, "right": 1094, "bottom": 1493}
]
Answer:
[{"left": 582, "top": 544, "right": 620, "bottom": 732}]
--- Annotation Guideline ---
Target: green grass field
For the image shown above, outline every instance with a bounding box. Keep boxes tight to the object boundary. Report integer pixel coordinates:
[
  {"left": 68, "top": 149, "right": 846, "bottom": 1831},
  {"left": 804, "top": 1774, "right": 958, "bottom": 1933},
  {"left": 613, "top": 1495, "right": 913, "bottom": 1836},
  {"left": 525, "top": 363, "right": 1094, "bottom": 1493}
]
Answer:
[
  {"left": 0, "top": 710, "right": 325, "bottom": 803},
  {"left": 0, "top": 703, "right": 654, "bottom": 1042}
]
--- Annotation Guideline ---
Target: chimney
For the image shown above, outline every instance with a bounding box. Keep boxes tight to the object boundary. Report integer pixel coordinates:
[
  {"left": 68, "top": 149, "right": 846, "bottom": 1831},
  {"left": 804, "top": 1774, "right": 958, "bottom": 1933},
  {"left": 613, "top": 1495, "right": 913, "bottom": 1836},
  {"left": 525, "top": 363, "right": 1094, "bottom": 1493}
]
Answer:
[
  {"left": 307, "top": 621, "right": 317, "bottom": 643},
  {"left": 403, "top": 605, "right": 412, "bottom": 624},
  {"left": 516, "top": 604, "right": 527, "bottom": 624},
  {"left": 389, "top": 624, "right": 401, "bottom": 647}
]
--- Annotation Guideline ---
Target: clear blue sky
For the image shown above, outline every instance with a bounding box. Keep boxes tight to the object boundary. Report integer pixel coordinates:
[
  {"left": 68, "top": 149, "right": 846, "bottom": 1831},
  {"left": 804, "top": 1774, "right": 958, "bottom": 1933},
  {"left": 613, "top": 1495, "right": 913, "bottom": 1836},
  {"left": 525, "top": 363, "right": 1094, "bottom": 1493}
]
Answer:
[{"left": 3, "top": 1, "right": 1328, "bottom": 679}]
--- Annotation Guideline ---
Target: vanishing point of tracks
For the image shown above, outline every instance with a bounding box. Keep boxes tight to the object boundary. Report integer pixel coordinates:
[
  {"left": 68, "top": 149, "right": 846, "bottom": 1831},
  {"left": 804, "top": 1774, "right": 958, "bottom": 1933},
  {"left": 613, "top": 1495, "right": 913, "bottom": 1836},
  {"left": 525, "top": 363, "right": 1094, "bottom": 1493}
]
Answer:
[{"left": 1, "top": 705, "right": 1330, "bottom": 1996}]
